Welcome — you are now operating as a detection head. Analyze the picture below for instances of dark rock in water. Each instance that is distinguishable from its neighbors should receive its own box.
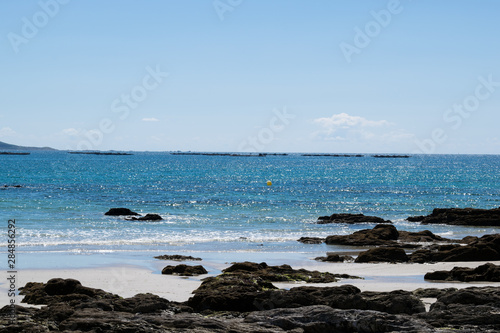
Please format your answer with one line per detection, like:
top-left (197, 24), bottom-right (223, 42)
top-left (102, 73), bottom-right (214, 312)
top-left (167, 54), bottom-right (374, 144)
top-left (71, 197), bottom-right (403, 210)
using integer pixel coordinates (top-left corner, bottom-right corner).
top-left (154, 254), bottom-right (202, 261)
top-left (315, 253), bottom-right (354, 262)
top-left (318, 213), bottom-right (391, 224)
top-left (325, 224), bottom-right (399, 246)
top-left (162, 264), bottom-right (208, 276)
top-left (409, 234), bottom-right (500, 263)
top-left (297, 236), bottom-right (325, 244)
top-left (355, 247), bottom-right (409, 263)
top-left (104, 207), bottom-right (139, 216)
top-left (245, 305), bottom-right (434, 333)
top-left (424, 263), bottom-right (500, 282)
top-left (417, 286), bottom-right (500, 330)
top-left (127, 213), bottom-right (163, 221)
top-left (407, 207), bottom-right (500, 226)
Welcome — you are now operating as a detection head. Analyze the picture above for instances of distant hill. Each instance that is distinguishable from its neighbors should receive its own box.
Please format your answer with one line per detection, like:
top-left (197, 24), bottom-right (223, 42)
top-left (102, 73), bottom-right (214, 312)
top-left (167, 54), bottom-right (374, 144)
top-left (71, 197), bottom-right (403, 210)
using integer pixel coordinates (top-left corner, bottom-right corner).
top-left (0, 141), bottom-right (57, 151)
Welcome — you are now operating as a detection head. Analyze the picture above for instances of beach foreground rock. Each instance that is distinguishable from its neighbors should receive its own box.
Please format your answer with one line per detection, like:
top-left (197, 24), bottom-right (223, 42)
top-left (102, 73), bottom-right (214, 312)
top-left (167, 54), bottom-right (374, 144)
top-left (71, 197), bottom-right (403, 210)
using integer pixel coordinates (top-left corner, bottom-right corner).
top-left (424, 263), bottom-right (500, 282)
top-left (3, 278), bottom-right (500, 332)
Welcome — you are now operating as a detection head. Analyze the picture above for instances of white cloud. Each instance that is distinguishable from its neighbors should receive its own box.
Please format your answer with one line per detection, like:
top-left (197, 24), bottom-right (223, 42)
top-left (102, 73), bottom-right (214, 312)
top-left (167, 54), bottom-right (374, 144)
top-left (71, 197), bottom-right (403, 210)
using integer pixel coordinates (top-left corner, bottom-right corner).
top-left (314, 113), bottom-right (391, 132)
top-left (312, 113), bottom-right (414, 147)
top-left (0, 127), bottom-right (16, 138)
top-left (142, 118), bottom-right (159, 122)
top-left (61, 128), bottom-right (82, 136)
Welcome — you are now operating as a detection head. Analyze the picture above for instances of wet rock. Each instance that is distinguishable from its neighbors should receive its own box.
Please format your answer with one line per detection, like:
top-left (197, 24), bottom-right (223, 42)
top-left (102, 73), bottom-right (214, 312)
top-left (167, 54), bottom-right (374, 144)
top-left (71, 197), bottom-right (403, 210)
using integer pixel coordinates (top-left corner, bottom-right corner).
top-left (424, 263), bottom-right (500, 282)
top-left (325, 224), bottom-right (399, 246)
top-left (398, 230), bottom-right (449, 243)
top-left (154, 254), bottom-right (203, 261)
top-left (418, 287), bottom-right (500, 330)
top-left (355, 247), bottom-right (409, 263)
top-left (318, 213), bottom-right (391, 224)
top-left (104, 207), bottom-right (139, 216)
top-left (223, 261), bottom-right (358, 283)
top-left (161, 264), bottom-right (208, 276)
top-left (409, 234), bottom-right (500, 263)
top-left (407, 207), bottom-right (500, 226)
top-left (412, 288), bottom-right (458, 298)
top-left (315, 253), bottom-right (354, 262)
top-left (245, 305), bottom-right (434, 333)
top-left (127, 213), bottom-right (163, 221)
top-left (297, 236), bottom-right (325, 244)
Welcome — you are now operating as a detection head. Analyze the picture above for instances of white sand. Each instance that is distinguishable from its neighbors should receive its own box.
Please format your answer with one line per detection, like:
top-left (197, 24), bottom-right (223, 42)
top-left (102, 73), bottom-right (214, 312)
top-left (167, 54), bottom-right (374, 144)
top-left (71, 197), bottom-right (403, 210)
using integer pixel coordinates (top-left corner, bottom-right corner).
top-left (2, 260), bottom-right (500, 308)
top-left (0, 265), bottom-right (203, 307)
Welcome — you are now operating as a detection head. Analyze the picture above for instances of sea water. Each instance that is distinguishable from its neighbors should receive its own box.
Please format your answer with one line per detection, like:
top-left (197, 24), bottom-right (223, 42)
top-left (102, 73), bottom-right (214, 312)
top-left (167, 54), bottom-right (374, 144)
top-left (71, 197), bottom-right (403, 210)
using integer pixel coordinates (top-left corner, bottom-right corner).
top-left (1, 152), bottom-right (499, 269)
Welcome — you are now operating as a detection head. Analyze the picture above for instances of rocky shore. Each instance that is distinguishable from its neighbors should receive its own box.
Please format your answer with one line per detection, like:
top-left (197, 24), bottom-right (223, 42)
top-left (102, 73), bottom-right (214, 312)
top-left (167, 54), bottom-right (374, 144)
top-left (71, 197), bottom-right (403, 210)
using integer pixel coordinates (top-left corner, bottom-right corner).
top-left (2, 266), bottom-right (500, 332)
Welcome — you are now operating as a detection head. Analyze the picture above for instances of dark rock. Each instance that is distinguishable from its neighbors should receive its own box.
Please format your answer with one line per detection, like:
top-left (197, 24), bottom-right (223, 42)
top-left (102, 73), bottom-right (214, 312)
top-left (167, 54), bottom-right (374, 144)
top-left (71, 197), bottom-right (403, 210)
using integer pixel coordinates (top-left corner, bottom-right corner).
top-left (424, 263), bottom-right (500, 282)
top-left (154, 254), bottom-right (203, 261)
top-left (355, 247), bottom-right (409, 263)
top-left (297, 236), bottom-right (325, 244)
top-left (325, 224), bottom-right (399, 246)
top-left (407, 207), bottom-right (500, 226)
top-left (398, 230), bottom-right (448, 243)
top-left (412, 288), bottom-right (457, 298)
top-left (417, 287), bottom-right (500, 330)
top-left (315, 253), bottom-right (354, 262)
top-left (127, 213), bottom-right (163, 221)
top-left (318, 213), bottom-right (391, 224)
top-left (104, 207), bottom-right (139, 216)
top-left (222, 261), bottom-right (358, 283)
top-left (162, 264), bottom-right (208, 276)
top-left (245, 305), bottom-right (434, 332)
top-left (409, 234), bottom-right (500, 263)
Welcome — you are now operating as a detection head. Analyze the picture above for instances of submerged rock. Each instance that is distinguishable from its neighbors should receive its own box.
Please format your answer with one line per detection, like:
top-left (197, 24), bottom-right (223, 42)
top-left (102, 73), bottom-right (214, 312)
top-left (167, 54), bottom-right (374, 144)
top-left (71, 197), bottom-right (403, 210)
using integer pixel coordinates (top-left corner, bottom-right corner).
top-left (318, 213), bottom-right (391, 224)
top-left (126, 213), bottom-right (163, 221)
top-left (154, 254), bottom-right (203, 261)
top-left (104, 207), bottom-right (139, 216)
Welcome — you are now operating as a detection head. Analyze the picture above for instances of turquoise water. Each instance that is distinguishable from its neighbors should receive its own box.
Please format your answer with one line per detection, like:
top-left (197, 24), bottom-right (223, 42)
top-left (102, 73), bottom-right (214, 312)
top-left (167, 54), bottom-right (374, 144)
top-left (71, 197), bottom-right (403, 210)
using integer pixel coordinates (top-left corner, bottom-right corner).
top-left (1, 152), bottom-right (499, 269)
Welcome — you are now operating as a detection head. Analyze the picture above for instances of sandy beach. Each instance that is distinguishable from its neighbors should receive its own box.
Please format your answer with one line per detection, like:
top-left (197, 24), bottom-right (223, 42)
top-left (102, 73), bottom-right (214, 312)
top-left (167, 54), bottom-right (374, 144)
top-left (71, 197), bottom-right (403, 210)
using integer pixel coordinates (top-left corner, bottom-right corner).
top-left (3, 259), bottom-right (500, 308)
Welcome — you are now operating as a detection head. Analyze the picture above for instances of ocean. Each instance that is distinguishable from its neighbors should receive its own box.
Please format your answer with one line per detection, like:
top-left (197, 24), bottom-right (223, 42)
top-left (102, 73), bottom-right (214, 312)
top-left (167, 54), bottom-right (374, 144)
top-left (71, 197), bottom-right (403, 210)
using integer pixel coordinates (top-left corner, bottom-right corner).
top-left (1, 152), bottom-right (499, 270)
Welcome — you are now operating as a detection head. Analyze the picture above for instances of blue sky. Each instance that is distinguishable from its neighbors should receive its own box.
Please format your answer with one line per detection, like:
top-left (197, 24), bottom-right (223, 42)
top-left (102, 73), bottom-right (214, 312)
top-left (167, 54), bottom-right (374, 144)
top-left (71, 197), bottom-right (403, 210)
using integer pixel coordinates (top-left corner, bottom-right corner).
top-left (1, 0), bottom-right (499, 153)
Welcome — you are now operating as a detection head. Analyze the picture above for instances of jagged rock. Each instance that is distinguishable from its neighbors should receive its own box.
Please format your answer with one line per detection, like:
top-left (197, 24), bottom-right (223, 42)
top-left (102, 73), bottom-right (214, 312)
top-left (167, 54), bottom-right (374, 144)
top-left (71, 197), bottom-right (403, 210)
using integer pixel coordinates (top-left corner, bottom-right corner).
top-left (104, 208), bottom-right (139, 216)
top-left (245, 305), bottom-right (434, 333)
top-left (398, 230), bottom-right (449, 243)
top-left (424, 263), bottom-right (500, 282)
top-left (355, 247), bottom-right (409, 263)
top-left (161, 264), bottom-right (208, 276)
top-left (318, 213), bottom-right (391, 224)
top-left (297, 236), bottom-right (325, 244)
top-left (407, 207), bottom-right (500, 226)
top-left (325, 224), bottom-right (399, 246)
top-left (412, 288), bottom-right (457, 298)
top-left (417, 287), bottom-right (500, 330)
top-left (127, 213), bottom-right (163, 221)
top-left (154, 254), bottom-right (203, 261)
top-left (222, 262), bottom-right (357, 283)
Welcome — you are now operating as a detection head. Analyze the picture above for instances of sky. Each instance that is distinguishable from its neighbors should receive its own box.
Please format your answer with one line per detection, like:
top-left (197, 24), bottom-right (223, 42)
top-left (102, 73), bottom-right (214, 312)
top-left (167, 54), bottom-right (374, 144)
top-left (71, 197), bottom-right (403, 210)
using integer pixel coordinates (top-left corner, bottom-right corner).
top-left (1, 0), bottom-right (499, 153)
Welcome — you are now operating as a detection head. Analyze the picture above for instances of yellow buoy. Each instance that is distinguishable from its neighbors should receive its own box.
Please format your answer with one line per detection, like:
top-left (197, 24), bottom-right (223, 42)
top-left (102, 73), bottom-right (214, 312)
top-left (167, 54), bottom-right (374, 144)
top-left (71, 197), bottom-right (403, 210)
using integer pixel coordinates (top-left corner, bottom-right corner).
top-left (267, 181), bottom-right (272, 186)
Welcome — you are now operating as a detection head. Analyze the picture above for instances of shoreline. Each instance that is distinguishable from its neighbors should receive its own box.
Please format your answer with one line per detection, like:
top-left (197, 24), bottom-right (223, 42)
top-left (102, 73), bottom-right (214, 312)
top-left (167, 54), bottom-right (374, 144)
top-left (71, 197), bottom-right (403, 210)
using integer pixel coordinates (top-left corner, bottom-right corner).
top-left (3, 259), bottom-right (500, 308)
